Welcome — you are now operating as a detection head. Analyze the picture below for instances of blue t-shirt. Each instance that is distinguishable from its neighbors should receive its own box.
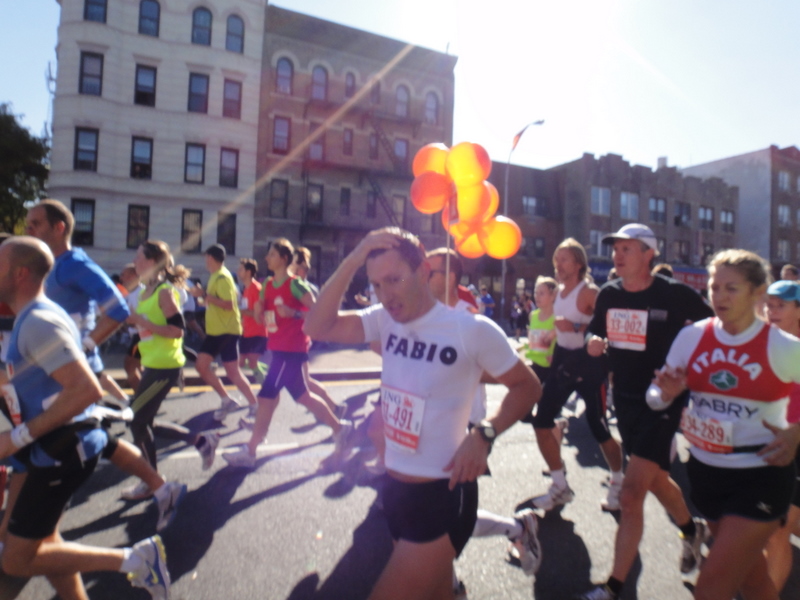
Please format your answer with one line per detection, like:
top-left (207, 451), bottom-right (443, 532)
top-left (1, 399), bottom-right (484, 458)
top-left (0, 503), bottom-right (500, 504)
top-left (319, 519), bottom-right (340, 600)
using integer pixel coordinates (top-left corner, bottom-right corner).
top-left (45, 248), bottom-right (129, 371)
top-left (480, 294), bottom-right (495, 318)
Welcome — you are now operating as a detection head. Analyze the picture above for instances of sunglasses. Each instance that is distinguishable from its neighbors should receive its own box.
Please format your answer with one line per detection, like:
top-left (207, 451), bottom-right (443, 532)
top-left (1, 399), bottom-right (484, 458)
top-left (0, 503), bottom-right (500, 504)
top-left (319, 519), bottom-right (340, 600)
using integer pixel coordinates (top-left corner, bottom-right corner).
top-left (767, 280), bottom-right (800, 302)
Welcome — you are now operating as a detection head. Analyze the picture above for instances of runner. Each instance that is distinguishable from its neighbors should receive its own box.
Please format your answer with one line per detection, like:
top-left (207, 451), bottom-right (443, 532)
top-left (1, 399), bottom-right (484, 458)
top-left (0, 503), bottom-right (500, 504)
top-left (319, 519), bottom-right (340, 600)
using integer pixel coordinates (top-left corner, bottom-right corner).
top-left (237, 258), bottom-right (268, 384)
top-left (576, 223), bottom-right (714, 600)
top-left (304, 228), bottom-right (541, 600)
top-left (649, 250), bottom-right (800, 600)
top-left (531, 239), bottom-right (623, 512)
top-left (223, 238), bottom-right (352, 469)
top-left (0, 236), bottom-right (170, 600)
top-left (190, 244), bottom-right (259, 421)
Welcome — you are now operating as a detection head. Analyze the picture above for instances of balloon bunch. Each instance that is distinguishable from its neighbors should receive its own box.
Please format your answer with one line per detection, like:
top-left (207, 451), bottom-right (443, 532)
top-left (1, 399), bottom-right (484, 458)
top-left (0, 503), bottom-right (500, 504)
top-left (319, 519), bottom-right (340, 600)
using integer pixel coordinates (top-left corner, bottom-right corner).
top-left (410, 142), bottom-right (522, 259)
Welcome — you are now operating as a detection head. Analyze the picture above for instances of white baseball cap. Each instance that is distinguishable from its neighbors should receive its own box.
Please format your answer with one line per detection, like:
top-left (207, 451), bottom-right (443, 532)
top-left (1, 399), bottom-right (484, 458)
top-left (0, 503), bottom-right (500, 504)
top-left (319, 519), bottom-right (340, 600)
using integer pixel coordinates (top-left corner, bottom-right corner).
top-left (602, 223), bottom-right (659, 255)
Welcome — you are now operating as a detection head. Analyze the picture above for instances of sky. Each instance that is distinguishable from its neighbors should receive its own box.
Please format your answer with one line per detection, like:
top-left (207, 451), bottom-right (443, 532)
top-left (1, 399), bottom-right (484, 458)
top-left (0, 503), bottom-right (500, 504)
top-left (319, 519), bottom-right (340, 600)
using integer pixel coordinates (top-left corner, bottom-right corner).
top-left (4, 0), bottom-right (800, 171)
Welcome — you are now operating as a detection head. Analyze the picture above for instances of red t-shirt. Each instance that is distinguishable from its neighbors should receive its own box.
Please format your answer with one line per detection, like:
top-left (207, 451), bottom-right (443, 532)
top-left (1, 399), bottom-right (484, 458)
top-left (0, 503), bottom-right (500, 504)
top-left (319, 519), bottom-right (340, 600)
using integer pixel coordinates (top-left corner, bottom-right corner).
top-left (261, 275), bottom-right (311, 353)
top-left (241, 281), bottom-right (267, 339)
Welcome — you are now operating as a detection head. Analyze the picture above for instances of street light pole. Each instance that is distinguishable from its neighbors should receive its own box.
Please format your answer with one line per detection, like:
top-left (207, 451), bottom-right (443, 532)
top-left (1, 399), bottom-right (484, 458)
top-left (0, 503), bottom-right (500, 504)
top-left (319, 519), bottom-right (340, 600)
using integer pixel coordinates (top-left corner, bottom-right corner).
top-left (500, 119), bottom-right (544, 324)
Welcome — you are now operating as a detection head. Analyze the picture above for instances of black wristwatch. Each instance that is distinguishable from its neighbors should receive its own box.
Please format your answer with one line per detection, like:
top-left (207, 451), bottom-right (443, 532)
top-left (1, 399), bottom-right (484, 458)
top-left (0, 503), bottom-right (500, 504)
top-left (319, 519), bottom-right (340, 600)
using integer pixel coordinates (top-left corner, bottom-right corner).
top-left (474, 419), bottom-right (497, 445)
top-left (572, 321), bottom-right (582, 333)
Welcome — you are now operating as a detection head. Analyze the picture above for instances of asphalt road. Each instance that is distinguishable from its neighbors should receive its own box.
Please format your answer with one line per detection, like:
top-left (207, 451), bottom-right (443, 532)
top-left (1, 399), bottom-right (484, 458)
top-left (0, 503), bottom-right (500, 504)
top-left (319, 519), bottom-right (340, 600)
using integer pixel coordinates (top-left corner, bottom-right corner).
top-left (2, 381), bottom-right (799, 600)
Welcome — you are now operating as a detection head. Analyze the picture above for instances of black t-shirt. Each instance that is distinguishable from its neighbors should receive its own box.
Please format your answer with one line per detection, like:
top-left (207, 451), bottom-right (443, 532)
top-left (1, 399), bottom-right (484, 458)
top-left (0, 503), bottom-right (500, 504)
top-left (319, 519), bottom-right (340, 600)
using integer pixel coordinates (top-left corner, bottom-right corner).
top-left (588, 275), bottom-right (713, 396)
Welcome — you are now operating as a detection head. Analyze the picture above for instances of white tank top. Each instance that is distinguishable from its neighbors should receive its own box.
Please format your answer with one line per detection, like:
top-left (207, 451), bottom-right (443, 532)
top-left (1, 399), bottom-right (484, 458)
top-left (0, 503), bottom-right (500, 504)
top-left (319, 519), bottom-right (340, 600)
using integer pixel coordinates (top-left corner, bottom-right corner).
top-left (554, 280), bottom-right (592, 350)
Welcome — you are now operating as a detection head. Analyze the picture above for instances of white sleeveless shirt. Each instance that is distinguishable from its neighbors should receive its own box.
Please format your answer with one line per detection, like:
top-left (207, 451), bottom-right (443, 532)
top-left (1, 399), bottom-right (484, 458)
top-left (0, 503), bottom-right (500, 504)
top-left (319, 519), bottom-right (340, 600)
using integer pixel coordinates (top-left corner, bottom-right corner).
top-left (554, 280), bottom-right (592, 350)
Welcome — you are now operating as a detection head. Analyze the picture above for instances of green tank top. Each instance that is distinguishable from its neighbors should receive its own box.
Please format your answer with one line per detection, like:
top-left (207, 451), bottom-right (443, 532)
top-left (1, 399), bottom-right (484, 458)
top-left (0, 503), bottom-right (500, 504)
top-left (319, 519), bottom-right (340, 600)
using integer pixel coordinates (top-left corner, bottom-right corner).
top-left (525, 309), bottom-right (556, 367)
top-left (136, 283), bottom-right (186, 369)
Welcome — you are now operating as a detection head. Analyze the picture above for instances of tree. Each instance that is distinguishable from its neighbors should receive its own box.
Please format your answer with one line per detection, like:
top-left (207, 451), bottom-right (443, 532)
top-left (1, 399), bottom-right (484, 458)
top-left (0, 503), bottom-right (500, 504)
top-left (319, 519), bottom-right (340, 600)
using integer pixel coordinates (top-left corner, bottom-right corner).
top-left (0, 103), bottom-right (49, 233)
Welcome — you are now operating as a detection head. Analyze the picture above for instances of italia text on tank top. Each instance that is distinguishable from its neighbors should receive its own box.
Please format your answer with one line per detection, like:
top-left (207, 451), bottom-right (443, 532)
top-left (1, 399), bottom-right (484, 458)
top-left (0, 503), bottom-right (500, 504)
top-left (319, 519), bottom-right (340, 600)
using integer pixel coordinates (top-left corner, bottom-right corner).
top-left (554, 280), bottom-right (591, 349)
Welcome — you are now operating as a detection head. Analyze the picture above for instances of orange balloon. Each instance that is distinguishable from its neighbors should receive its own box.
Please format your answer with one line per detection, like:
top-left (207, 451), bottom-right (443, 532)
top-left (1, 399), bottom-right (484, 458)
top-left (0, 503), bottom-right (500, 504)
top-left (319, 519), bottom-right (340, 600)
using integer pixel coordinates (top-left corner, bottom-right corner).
top-left (478, 216), bottom-right (522, 259)
top-left (457, 231), bottom-right (485, 259)
top-left (412, 143), bottom-right (450, 177)
top-left (445, 142), bottom-right (492, 187)
top-left (441, 205), bottom-right (479, 240)
top-left (410, 172), bottom-right (453, 214)
top-left (456, 181), bottom-right (500, 224)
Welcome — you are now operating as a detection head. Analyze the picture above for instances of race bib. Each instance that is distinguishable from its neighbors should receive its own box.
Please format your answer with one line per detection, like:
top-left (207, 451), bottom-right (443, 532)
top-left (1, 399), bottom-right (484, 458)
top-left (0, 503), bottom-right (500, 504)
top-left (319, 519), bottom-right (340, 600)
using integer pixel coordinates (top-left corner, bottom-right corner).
top-left (528, 329), bottom-right (551, 351)
top-left (381, 385), bottom-right (426, 453)
top-left (265, 310), bottom-right (277, 334)
top-left (606, 309), bottom-right (648, 351)
top-left (680, 406), bottom-right (734, 453)
top-left (137, 325), bottom-right (153, 342)
top-left (1, 383), bottom-right (22, 426)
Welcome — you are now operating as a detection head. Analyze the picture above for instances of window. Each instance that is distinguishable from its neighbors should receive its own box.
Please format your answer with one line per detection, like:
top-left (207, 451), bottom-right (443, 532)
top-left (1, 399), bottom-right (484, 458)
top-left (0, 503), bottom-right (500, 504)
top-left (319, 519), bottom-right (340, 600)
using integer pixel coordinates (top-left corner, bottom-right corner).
top-left (308, 123), bottom-right (324, 161)
top-left (225, 15), bottom-right (244, 53)
top-left (181, 209), bottom-right (202, 253)
top-left (223, 79), bottom-right (242, 119)
top-left (672, 240), bottom-right (690, 264)
top-left (649, 197), bottom-right (666, 224)
top-left (778, 239), bottom-right (790, 262)
top-left (394, 138), bottom-right (408, 168)
top-left (778, 204), bottom-right (791, 227)
top-left (339, 188), bottom-right (351, 216)
top-left (674, 201), bottom-right (691, 227)
top-left (217, 212), bottom-right (236, 255)
top-left (620, 192), bottom-right (639, 220)
top-left (127, 205), bottom-right (149, 249)
top-left (276, 58), bottom-right (293, 94)
top-left (424, 92), bottom-right (439, 125)
top-left (779, 170), bottom-right (790, 191)
top-left (525, 237), bottom-right (545, 259)
top-left (311, 66), bottom-right (328, 101)
top-left (219, 148), bottom-right (238, 188)
top-left (343, 128), bottom-right (353, 156)
top-left (130, 137), bottom-right (152, 179)
top-left (79, 52), bottom-right (103, 96)
top-left (74, 128), bottom-right (99, 171)
top-left (395, 85), bottom-right (409, 118)
top-left (71, 199), bottom-right (95, 246)
top-left (702, 243), bottom-right (715, 263)
top-left (721, 210), bottom-right (735, 233)
top-left (192, 8), bottom-right (212, 45)
top-left (134, 65), bottom-right (156, 106)
top-left (656, 238), bottom-right (666, 256)
top-left (269, 179), bottom-right (288, 218)
top-left (369, 132), bottom-right (378, 160)
top-left (84, 0), bottom-right (106, 23)
top-left (590, 230), bottom-right (611, 258)
top-left (345, 73), bottom-right (356, 98)
top-left (392, 195), bottom-right (406, 226)
top-left (370, 81), bottom-right (380, 104)
top-left (184, 143), bottom-right (205, 184)
top-left (138, 0), bottom-right (159, 36)
top-left (188, 73), bottom-right (209, 113)
top-left (366, 191), bottom-right (377, 218)
top-left (273, 117), bottom-right (290, 154)
top-left (590, 186), bottom-right (610, 216)
top-left (698, 206), bottom-right (714, 231)
top-left (307, 184), bottom-right (323, 223)
top-left (418, 214), bottom-right (433, 233)
top-left (522, 196), bottom-right (546, 218)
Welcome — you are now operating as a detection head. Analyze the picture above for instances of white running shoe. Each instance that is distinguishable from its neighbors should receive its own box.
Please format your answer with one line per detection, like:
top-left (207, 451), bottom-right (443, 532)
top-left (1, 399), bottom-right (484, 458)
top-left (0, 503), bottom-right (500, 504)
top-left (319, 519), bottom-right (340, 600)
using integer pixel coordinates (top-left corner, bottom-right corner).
top-left (332, 419), bottom-right (353, 453)
top-left (213, 396), bottom-right (241, 421)
top-left (198, 432), bottom-right (220, 471)
top-left (601, 479), bottom-right (622, 512)
top-left (680, 518), bottom-right (710, 573)
top-left (513, 508), bottom-right (542, 576)
top-left (128, 535), bottom-right (171, 600)
top-left (223, 446), bottom-right (256, 469)
top-left (573, 584), bottom-right (618, 600)
top-left (531, 483), bottom-right (575, 511)
top-left (120, 480), bottom-right (153, 501)
top-left (155, 482), bottom-right (186, 532)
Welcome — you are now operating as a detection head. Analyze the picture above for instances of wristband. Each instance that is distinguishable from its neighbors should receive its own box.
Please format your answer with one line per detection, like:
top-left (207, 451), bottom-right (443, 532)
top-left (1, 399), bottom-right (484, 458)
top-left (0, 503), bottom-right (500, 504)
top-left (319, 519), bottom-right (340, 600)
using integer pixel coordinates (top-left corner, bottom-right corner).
top-left (82, 336), bottom-right (97, 352)
top-left (10, 423), bottom-right (34, 449)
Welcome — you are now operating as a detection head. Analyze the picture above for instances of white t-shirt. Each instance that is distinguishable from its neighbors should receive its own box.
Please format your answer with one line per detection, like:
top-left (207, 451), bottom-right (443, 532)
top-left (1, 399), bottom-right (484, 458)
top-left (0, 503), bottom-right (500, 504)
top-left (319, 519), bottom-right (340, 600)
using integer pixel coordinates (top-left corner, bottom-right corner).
top-left (360, 301), bottom-right (518, 478)
top-left (454, 299), bottom-right (489, 424)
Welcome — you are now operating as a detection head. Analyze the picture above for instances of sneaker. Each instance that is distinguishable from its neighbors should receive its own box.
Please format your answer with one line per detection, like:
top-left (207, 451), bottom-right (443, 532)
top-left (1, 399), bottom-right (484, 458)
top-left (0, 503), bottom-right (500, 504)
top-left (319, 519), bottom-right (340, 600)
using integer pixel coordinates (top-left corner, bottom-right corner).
top-left (213, 396), bottom-right (241, 421)
top-left (601, 479), bottom-right (622, 512)
top-left (247, 403), bottom-right (258, 418)
top-left (513, 508), bottom-right (542, 576)
top-left (573, 584), bottom-right (618, 600)
top-left (223, 446), bottom-right (256, 469)
top-left (531, 483), bottom-right (575, 511)
top-left (198, 432), bottom-right (220, 471)
top-left (120, 480), bottom-right (153, 502)
top-left (363, 459), bottom-right (386, 477)
top-left (680, 518), bottom-right (709, 573)
top-left (154, 482), bottom-right (186, 532)
top-left (332, 419), bottom-right (353, 454)
top-left (127, 535), bottom-right (171, 600)
top-left (453, 579), bottom-right (468, 600)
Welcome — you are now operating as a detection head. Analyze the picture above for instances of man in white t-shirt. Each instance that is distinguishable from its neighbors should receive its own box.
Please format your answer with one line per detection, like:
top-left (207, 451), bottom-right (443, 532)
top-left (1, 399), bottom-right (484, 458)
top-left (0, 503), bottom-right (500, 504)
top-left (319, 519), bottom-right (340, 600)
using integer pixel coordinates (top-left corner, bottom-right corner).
top-left (305, 228), bottom-right (541, 600)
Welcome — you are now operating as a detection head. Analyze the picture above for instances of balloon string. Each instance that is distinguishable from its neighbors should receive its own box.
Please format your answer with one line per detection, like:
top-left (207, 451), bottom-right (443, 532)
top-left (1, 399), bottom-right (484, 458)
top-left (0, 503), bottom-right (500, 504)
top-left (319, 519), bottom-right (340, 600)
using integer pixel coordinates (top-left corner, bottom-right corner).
top-left (445, 224), bottom-right (451, 307)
